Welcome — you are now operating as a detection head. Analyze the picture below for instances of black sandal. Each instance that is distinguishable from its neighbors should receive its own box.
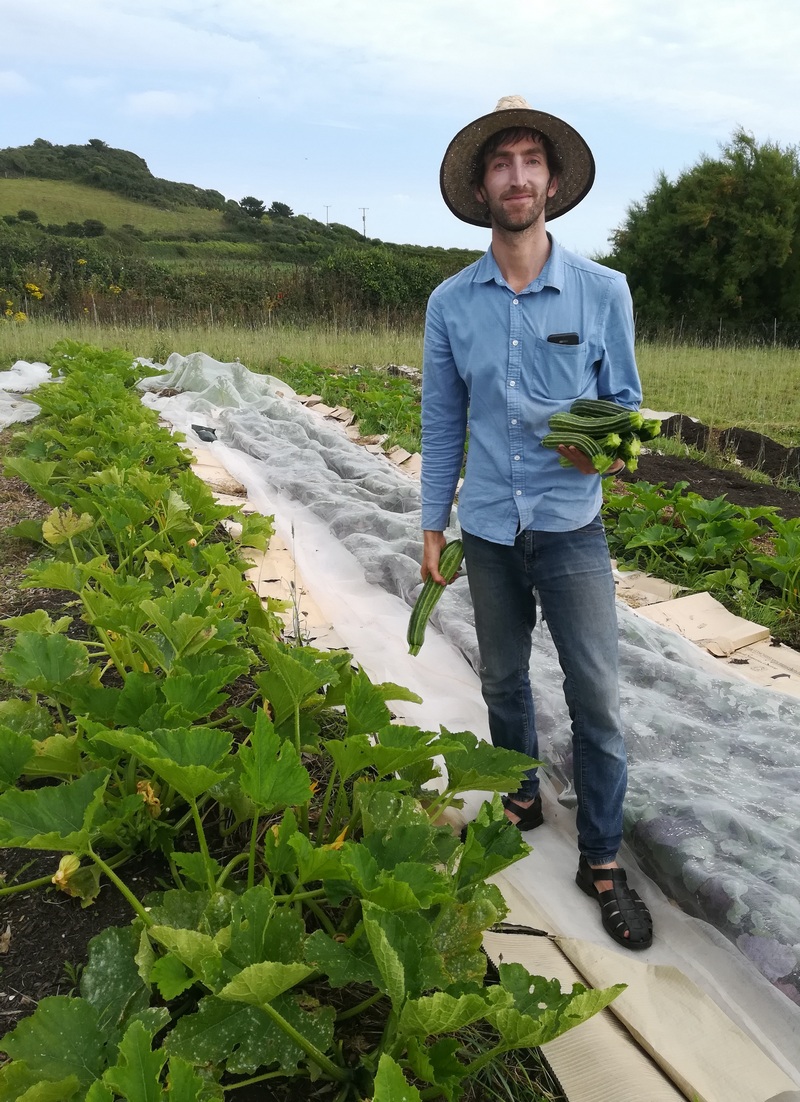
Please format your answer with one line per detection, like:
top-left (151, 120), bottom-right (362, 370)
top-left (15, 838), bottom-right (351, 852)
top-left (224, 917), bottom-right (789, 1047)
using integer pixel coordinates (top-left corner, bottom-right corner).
top-left (502, 794), bottom-right (544, 831)
top-left (575, 856), bottom-right (653, 950)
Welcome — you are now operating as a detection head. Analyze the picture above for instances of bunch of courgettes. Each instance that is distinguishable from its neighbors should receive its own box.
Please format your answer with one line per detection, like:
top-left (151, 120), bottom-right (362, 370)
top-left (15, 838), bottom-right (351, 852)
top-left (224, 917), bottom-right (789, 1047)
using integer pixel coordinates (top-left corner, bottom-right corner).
top-left (407, 539), bottom-right (463, 655)
top-left (542, 398), bottom-right (661, 474)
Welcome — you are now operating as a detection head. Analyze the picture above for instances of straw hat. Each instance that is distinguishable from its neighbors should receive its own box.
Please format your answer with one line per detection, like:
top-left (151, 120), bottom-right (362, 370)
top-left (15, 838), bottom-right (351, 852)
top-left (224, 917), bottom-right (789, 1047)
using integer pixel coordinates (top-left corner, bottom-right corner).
top-left (440, 95), bottom-right (595, 226)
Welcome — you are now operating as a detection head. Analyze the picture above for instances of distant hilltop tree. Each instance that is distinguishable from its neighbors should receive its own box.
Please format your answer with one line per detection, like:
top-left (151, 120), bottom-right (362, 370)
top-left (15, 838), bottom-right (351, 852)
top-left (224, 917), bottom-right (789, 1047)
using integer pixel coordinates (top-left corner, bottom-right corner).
top-left (268, 201), bottom-right (294, 219)
top-left (239, 196), bottom-right (266, 219)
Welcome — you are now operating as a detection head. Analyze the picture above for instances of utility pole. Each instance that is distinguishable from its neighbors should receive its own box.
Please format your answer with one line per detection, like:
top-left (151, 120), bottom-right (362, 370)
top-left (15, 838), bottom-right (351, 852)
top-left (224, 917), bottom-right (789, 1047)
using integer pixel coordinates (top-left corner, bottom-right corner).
top-left (359, 207), bottom-right (368, 239)
top-left (324, 205), bottom-right (331, 226)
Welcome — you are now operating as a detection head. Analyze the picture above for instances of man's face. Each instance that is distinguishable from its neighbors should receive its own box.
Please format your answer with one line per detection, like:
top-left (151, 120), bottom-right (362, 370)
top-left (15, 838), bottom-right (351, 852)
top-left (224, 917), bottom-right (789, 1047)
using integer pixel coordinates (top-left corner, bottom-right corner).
top-left (475, 135), bottom-right (559, 232)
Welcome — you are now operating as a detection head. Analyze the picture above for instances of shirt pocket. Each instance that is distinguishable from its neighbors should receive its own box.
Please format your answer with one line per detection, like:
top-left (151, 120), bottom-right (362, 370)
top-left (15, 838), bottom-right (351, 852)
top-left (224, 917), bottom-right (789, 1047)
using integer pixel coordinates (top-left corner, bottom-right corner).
top-left (528, 334), bottom-right (589, 401)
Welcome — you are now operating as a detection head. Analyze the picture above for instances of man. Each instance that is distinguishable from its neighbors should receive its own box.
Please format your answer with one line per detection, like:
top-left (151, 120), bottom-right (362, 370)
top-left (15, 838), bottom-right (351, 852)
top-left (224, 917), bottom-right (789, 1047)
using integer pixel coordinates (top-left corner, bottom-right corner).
top-left (420, 95), bottom-right (652, 951)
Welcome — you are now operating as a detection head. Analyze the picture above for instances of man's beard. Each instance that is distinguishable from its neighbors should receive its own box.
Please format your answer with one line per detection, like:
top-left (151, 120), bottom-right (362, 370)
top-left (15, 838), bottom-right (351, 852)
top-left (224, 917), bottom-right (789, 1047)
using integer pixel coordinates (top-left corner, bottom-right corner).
top-left (484, 189), bottom-right (548, 233)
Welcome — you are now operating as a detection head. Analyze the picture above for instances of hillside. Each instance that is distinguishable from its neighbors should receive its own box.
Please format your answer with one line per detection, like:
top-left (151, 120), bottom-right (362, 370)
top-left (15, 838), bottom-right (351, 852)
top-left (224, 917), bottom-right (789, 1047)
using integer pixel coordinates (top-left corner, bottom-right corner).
top-left (0, 178), bottom-right (226, 234)
top-left (0, 139), bottom-right (482, 327)
top-left (0, 138), bottom-right (225, 210)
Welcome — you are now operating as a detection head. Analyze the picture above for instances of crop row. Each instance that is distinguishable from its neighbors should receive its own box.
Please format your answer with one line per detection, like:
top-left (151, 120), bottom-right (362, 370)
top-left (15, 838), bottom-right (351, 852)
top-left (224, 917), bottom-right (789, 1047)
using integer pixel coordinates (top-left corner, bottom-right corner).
top-left (0, 344), bottom-right (617, 1100)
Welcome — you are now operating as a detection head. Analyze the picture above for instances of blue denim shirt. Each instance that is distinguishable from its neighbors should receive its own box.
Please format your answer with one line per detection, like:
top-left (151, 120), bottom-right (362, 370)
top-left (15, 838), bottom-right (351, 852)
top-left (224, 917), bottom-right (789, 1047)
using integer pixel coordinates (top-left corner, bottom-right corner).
top-left (420, 238), bottom-right (642, 543)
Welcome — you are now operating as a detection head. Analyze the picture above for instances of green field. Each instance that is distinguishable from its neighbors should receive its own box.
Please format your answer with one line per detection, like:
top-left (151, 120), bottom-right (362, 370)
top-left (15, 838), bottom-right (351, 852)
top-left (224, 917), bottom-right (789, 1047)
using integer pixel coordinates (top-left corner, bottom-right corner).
top-left (1, 320), bottom-right (799, 445)
top-left (0, 178), bottom-right (225, 234)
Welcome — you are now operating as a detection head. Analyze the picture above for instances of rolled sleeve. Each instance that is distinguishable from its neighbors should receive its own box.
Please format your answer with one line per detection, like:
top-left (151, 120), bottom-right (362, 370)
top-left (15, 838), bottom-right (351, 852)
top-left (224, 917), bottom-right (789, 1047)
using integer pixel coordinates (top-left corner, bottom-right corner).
top-left (421, 293), bottom-right (468, 531)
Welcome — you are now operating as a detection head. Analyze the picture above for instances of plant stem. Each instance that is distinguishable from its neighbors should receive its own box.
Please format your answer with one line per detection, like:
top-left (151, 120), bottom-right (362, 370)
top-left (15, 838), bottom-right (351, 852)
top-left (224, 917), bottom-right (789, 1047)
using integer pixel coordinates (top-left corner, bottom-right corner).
top-left (336, 989), bottom-right (384, 1022)
top-left (88, 848), bottom-right (153, 926)
top-left (258, 1000), bottom-right (350, 1083)
top-left (0, 872), bottom-right (57, 897)
top-left (216, 851), bottom-right (250, 890)
top-left (188, 797), bottom-right (216, 891)
top-left (247, 809), bottom-right (260, 889)
top-left (225, 1069), bottom-right (307, 1090)
top-left (316, 765), bottom-right (339, 845)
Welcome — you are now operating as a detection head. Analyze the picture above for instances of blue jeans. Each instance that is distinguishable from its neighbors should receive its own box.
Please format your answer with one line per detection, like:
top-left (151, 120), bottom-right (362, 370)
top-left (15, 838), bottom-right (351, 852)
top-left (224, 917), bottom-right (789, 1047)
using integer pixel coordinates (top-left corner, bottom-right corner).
top-left (461, 517), bottom-right (626, 864)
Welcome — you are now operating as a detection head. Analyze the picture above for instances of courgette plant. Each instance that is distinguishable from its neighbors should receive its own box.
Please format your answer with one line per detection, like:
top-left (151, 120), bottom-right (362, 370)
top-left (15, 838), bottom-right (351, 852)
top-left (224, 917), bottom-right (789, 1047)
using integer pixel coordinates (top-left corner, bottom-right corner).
top-left (0, 343), bottom-right (623, 1100)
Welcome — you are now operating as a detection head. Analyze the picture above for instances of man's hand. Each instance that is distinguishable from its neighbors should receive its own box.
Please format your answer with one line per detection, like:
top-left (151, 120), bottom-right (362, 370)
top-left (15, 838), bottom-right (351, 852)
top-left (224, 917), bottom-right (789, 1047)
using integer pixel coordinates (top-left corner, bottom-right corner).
top-left (421, 530), bottom-right (447, 583)
top-left (557, 445), bottom-right (625, 477)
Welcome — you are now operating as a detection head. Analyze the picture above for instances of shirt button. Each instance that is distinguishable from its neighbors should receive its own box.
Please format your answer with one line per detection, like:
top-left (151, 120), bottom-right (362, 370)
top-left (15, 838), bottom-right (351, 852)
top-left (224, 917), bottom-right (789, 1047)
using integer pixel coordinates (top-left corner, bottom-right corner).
top-left (509, 380), bottom-right (516, 387)
top-left (511, 419), bottom-right (518, 425)
top-left (515, 490), bottom-right (522, 496)
top-left (512, 339), bottom-right (519, 346)
top-left (514, 455), bottom-right (520, 461)
top-left (513, 298), bottom-right (519, 305)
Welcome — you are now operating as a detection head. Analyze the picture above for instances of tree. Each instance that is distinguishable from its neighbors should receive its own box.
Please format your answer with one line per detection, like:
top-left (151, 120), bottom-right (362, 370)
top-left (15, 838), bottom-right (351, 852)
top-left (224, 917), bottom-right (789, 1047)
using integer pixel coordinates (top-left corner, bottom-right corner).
top-left (608, 129), bottom-right (800, 327)
top-left (239, 195), bottom-right (266, 219)
top-left (267, 201), bottom-right (294, 219)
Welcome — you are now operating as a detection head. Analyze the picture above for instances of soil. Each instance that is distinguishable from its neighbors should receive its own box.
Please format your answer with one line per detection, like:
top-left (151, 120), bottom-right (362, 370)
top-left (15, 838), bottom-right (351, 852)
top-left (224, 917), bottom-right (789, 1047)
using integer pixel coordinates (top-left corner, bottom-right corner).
top-left (1, 419), bottom-right (799, 1083)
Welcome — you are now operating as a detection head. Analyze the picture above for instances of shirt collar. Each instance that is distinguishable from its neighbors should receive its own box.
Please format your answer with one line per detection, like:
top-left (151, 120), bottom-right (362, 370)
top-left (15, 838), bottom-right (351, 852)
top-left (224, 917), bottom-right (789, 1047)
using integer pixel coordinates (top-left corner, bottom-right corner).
top-left (472, 234), bottom-right (564, 293)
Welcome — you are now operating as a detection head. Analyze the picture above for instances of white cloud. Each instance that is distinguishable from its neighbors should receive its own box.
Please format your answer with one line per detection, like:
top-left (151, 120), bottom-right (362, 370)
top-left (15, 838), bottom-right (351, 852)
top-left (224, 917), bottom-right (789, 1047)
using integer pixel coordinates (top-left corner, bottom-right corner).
top-left (0, 70), bottom-right (33, 94)
top-left (64, 76), bottom-right (111, 94)
top-left (124, 90), bottom-right (209, 119)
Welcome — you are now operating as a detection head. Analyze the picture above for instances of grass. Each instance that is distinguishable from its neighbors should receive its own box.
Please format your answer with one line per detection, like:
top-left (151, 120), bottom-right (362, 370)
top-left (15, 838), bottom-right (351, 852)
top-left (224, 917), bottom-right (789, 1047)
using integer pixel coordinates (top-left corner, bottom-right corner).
top-left (0, 319), bottom-right (424, 378)
top-left (0, 179), bottom-right (225, 234)
top-left (637, 340), bottom-right (800, 446)
top-left (1, 320), bottom-right (799, 445)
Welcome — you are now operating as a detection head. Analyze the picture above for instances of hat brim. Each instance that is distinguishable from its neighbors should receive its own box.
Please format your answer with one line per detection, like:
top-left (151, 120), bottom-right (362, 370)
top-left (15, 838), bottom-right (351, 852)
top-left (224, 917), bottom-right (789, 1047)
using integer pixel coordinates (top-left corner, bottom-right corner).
top-left (440, 106), bottom-right (595, 227)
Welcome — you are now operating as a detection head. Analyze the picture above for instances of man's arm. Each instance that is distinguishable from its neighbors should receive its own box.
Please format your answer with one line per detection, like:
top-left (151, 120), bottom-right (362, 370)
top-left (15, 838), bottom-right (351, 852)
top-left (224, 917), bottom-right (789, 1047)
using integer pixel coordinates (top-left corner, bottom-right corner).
top-left (420, 293), bottom-right (468, 576)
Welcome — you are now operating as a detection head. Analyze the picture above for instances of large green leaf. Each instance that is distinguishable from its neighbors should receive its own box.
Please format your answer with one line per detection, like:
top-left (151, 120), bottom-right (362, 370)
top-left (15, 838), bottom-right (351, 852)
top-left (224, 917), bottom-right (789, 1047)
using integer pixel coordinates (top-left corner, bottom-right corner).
top-left (0, 1063), bottom-right (81, 1100)
top-left (24, 733), bottom-right (82, 778)
top-left (1, 997), bottom-right (107, 1086)
top-left (1, 631), bottom-right (89, 693)
top-left (404, 1037), bottom-right (464, 1100)
top-left (288, 832), bottom-right (345, 883)
top-left (434, 882), bottom-right (506, 986)
top-left (441, 729), bottom-right (537, 794)
top-left (80, 926), bottom-right (151, 1036)
top-left (304, 930), bottom-right (381, 989)
top-left (150, 954), bottom-right (194, 1001)
top-left (456, 795), bottom-right (531, 888)
top-left (399, 988), bottom-right (506, 1037)
top-left (323, 734), bottom-right (378, 781)
top-left (165, 993), bottom-right (335, 1075)
top-left (225, 885), bottom-right (276, 968)
top-left (344, 667), bottom-right (392, 736)
top-left (42, 507), bottom-right (95, 546)
top-left (262, 808), bottom-right (300, 877)
top-left (492, 962), bottom-right (624, 1046)
top-left (0, 726), bottom-right (34, 789)
top-left (93, 727), bottom-right (232, 802)
top-left (4, 457), bottom-right (58, 497)
top-left (0, 610), bottom-right (71, 635)
top-left (0, 769), bottom-right (110, 850)
top-left (373, 1054), bottom-right (422, 1102)
top-left (217, 961), bottom-right (314, 1006)
top-left (238, 710), bottom-right (311, 811)
top-left (371, 724), bottom-right (464, 779)
top-left (102, 1019), bottom-right (166, 1102)
top-left (164, 1057), bottom-right (206, 1100)
top-left (149, 926), bottom-right (225, 990)
top-left (255, 640), bottom-right (338, 727)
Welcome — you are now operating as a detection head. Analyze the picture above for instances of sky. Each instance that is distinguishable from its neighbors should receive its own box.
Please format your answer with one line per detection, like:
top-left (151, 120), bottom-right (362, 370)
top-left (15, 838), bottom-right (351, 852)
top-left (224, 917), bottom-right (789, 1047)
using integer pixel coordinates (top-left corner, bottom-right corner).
top-left (3, 0), bottom-right (800, 258)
